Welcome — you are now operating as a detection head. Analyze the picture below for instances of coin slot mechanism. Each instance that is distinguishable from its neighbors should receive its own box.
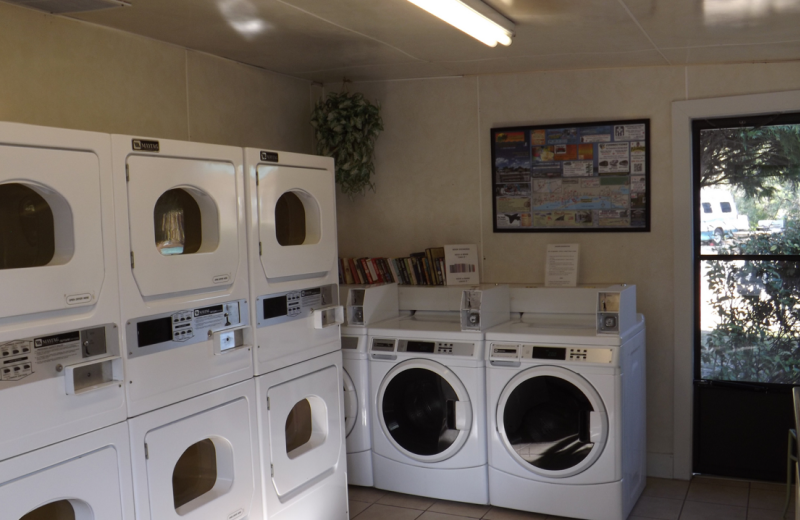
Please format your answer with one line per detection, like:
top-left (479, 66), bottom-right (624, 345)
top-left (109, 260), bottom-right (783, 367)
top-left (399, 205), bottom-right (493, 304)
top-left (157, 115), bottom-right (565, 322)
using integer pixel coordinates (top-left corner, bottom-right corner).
top-left (65, 356), bottom-right (123, 394)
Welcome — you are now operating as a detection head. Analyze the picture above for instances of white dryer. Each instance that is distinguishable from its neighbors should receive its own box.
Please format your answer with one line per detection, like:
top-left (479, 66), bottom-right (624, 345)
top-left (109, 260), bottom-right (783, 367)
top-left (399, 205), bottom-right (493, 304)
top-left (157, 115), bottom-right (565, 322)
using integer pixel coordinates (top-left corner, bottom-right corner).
top-left (368, 313), bottom-right (490, 504)
top-left (0, 122), bottom-right (125, 462)
top-left (0, 421), bottom-right (134, 520)
top-left (256, 350), bottom-right (348, 520)
top-left (112, 136), bottom-right (253, 417)
top-left (485, 316), bottom-right (646, 520)
top-left (340, 283), bottom-right (402, 486)
top-left (244, 148), bottom-right (343, 376)
top-left (128, 379), bottom-right (262, 520)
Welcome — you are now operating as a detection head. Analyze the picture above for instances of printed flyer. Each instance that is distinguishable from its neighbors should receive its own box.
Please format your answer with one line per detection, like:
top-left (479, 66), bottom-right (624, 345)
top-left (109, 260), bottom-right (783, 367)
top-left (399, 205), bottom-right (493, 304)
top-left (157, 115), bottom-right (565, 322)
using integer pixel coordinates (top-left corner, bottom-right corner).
top-left (491, 119), bottom-right (650, 232)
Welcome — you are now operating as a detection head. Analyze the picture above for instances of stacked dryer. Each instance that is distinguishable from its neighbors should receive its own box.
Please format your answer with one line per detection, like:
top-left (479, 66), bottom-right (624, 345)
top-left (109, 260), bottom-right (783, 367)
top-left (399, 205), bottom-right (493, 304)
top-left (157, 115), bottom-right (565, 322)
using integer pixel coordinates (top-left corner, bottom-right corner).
top-left (0, 123), bottom-right (134, 520)
top-left (485, 285), bottom-right (646, 520)
top-left (367, 284), bottom-right (511, 504)
top-left (245, 148), bottom-right (348, 520)
top-left (113, 136), bottom-right (262, 520)
top-left (339, 283), bottom-right (401, 486)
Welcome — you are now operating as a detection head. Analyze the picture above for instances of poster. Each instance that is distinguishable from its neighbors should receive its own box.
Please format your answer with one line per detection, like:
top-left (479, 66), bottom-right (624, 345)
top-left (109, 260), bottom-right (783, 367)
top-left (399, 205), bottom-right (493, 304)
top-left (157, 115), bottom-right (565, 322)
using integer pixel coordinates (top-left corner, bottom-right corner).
top-left (491, 119), bottom-right (650, 233)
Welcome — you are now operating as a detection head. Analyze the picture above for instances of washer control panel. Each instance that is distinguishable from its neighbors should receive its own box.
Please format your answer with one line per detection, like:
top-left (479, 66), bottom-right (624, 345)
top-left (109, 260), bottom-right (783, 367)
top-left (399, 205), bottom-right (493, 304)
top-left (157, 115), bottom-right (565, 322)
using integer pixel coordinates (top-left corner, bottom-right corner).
top-left (0, 324), bottom-right (119, 387)
top-left (489, 343), bottom-right (615, 364)
top-left (256, 284), bottom-right (338, 328)
top-left (371, 338), bottom-right (476, 357)
top-left (127, 299), bottom-right (248, 358)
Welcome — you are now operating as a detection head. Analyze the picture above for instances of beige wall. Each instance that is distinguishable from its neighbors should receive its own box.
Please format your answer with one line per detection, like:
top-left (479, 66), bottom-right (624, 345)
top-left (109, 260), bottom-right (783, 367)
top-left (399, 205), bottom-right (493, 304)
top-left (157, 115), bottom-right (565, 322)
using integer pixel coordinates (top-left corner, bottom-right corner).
top-left (0, 1), bottom-right (313, 152)
top-left (334, 62), bottom-right (800, 477)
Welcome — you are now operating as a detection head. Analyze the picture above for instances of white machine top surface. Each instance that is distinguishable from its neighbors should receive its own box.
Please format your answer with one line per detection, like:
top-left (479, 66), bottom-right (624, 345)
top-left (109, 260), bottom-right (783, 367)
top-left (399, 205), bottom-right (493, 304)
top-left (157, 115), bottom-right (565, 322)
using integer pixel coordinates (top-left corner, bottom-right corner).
top-left (485, 314), bottom-right (645, 346)
top-left (368, 312), bottom-right (485, 341)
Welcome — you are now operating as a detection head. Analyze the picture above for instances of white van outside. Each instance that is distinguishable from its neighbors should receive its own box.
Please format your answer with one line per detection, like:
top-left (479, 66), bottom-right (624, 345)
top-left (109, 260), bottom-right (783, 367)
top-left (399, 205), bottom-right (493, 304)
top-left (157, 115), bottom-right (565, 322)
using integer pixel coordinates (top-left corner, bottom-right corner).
top-left (700, 188), bottom-right (749, 243)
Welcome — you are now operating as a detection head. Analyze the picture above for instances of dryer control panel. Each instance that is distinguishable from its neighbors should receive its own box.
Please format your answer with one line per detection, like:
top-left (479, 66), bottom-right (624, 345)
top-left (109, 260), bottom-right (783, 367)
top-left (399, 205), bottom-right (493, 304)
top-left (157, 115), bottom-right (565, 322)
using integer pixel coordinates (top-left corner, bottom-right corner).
top-left (256, 284), bottom-right (339, 328)
top-left (127, 299), bottom-right (248, 359)
top-left (0, 324), bottom-right (120, 388)
top-left (489, 343), bottom-right (615, 365)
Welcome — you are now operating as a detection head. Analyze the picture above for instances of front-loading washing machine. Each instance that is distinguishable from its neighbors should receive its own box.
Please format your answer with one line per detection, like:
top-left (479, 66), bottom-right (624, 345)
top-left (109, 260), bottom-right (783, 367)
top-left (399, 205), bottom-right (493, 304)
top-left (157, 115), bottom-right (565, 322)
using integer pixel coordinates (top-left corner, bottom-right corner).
top-left (112, 135), bottom-right (253, 417)
top-left (0, 421), bottom-right (135, 520)
top-left (0, 122), bottom-right (125, 462)
top-left (255, 350), bottom-right (348, 520)
top-left (127, 378), bottom-right (262, 520)
top-left (339, 283), bottom-right (401, 486)
top-left (367, 312), bottom-right (492, 504)
top-left (485, 312), bottom-right (646, 520)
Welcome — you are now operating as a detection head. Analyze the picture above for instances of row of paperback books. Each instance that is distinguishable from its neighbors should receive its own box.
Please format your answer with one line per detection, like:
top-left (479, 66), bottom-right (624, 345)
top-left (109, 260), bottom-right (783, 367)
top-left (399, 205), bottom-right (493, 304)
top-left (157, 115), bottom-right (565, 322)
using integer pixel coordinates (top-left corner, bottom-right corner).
top-left (339, 247), bottom-right (447, 286)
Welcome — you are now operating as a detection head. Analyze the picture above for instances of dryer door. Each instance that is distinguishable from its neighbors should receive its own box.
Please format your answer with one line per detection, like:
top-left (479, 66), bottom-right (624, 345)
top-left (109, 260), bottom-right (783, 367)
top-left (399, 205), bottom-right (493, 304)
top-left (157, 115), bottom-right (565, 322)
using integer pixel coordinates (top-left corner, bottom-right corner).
top-left (1, 441), bottom-right (127, 520)
top-left (377, 359), bottom-right (473, 463)
top-left (142, 397), bottom-right (255, 520)
top-left (0, 145), bottom-right (104, 318)
top-left (267, 364), bottom-right (342, 498)
top-left (496, 366), bottom-right (608, 478)
top-left (342, 367), bottom-right (358, 438)
top-left (257, 164), bottom-right (336, 281)
top-left (127, 156), bottom-right (240, 297)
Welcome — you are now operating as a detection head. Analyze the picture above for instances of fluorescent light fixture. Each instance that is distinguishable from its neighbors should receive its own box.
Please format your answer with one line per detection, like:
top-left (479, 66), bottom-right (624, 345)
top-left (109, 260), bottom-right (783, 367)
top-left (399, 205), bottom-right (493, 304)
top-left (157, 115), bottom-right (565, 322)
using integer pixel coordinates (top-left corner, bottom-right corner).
top-left (408, 0), bottom-right (515, 47)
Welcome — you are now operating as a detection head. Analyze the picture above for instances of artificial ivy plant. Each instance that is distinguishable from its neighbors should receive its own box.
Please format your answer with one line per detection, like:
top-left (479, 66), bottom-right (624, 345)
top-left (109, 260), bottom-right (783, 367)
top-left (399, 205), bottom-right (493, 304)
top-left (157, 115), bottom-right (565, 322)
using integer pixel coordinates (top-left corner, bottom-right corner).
top-left (311, 90), bottom-right (384, 196)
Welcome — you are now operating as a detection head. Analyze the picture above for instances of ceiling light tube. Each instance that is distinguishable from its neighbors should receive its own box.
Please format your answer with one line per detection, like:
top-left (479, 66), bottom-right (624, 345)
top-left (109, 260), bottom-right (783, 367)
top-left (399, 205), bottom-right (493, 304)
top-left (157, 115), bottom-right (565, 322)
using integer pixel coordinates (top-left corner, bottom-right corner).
top-left (408, 0), bottom-right (515, 47)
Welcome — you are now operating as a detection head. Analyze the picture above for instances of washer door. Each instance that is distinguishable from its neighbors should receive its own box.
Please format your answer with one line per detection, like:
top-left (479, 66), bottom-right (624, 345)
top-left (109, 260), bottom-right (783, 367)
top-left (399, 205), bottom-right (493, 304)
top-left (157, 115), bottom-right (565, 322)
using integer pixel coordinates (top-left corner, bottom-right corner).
top-left (127, 155), bottom-right (240, 298)
top-left (497, 366), bottom-right (608, 478)
top-left (378, 359), bottom-right (473, 463)
top-left (257, 163), bottom-right (336, 281)
top-left (342, 368), bottom-right (358, 438)
top-left (142, 397), bottom-right (255, 520)
top-left (0, 145), bottom-right (105, 318)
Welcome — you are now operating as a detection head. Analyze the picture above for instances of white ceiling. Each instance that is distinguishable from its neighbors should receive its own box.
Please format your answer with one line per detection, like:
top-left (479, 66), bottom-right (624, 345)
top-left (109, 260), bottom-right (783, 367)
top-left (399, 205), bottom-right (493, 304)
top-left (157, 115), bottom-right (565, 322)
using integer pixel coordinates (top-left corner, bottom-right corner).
top-left (61, 0), bottom-right (800, 82)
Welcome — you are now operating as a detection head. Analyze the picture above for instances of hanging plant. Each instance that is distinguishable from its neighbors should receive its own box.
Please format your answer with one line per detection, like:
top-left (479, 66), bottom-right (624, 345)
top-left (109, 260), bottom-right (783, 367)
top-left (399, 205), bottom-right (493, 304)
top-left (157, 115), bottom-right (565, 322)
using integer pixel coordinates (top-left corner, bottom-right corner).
top-left (311, 90), bottom-right (384, 197)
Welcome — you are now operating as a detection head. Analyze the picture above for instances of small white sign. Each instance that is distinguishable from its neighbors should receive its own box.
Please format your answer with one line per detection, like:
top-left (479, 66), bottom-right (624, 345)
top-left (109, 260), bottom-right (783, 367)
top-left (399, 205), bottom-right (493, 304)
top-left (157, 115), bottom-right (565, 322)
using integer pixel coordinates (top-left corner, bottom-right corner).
top-left (444, 244), bottom-right (480, 285)
top-left (545, 244), bottom-right (579, 287)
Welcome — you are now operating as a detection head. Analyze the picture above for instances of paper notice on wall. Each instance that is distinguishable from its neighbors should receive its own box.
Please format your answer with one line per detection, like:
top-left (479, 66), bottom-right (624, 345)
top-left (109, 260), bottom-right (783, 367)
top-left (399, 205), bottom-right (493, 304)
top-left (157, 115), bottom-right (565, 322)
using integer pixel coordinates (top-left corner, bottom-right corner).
top-left (545, 244), bottom-right (579, 287)
top-left (444, 244), bottom-right (480, 285)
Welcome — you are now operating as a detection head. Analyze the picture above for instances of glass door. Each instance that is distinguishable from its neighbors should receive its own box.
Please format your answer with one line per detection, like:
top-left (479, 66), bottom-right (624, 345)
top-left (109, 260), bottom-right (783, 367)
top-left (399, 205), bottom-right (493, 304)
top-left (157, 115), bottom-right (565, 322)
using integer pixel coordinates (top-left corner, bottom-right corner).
top-left (693, 113), bottom-right (800, 480)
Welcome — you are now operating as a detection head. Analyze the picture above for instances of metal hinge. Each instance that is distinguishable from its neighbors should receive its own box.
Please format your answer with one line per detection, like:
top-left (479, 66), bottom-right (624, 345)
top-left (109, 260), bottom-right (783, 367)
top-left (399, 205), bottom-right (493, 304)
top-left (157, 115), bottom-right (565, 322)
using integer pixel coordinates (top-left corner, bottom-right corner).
top-left (125, 164), bottom-right (129, 182)
top-left (144, 443), bottom-right (149, 459)
top-left (259, 242), bottom-right (262, 256)
top-left (130, 251), bottom-right (135, 269)
top-left (266, 396), bottom-right (270, 410)
top-left (255, 175), bottom-right (259, 186)
top-left (270, 463), bottom-right (274, 477)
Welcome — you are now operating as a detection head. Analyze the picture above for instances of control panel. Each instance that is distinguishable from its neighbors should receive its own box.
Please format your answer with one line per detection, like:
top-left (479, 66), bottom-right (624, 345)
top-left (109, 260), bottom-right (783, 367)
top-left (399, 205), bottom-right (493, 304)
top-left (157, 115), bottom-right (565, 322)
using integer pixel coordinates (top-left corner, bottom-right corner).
top-left (256, 284), bottom-right (339, 328)
top-left (489, 343), bottom-right (615, 365)
top-left (0, 324), bottom-right (120, 388)
top-left (370, 338), bottom-right (476, 357)
top-left (127, 299), bottom-right (248, 359)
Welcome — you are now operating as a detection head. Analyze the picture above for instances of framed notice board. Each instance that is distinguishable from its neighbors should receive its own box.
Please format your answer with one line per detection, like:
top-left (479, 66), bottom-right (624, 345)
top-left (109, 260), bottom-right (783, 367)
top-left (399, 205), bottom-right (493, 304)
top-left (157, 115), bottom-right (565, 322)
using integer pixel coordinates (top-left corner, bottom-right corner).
top-left (491, 119), bottom-right (650, 233)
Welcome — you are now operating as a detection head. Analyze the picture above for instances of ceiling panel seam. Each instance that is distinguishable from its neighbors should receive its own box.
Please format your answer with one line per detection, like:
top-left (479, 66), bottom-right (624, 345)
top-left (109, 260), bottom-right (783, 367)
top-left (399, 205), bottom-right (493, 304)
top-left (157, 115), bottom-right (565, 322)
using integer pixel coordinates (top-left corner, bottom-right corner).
top-left (615, 0), bottom-right (672, 66)
top-left (274, 0), bottom-right (428, 63)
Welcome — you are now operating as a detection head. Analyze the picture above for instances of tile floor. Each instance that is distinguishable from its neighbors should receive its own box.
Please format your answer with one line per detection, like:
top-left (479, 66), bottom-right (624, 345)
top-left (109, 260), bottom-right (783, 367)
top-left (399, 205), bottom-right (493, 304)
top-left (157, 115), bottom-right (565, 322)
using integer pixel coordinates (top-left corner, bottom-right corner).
top-left (348, 476), bottom-right (796, 520)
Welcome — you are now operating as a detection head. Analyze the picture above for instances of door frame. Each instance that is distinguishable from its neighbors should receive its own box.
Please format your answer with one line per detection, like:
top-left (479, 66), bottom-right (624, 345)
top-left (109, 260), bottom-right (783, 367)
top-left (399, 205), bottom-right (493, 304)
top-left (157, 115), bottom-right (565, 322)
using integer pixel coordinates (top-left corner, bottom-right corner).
top-left (672, 89), bottom-right (800, 480)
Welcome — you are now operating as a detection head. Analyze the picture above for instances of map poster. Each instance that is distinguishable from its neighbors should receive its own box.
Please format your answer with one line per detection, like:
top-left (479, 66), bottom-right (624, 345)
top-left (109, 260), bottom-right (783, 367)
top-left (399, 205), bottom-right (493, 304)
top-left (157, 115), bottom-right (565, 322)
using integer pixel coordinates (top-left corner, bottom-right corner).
top-left (491, 119), bottom-right (650, 233)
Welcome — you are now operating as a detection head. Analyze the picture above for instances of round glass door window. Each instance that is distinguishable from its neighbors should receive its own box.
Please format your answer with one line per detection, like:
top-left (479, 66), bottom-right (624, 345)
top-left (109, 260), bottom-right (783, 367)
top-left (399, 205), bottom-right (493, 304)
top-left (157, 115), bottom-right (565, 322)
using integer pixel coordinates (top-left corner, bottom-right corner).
top-left (381, 368), bottom-right (461, 456)
top-left (0, 183), bottom-right (55, 270)
top-left (502, 375), bottom-right (598, 472)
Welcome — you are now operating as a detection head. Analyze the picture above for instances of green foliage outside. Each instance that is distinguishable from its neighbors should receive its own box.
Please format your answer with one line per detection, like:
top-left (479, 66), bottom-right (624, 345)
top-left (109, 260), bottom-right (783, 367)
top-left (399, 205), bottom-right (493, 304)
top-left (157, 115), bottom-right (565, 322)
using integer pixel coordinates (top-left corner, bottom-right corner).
top-left (700, 123), bottom-right (800, 383)
top-left (310, 91), bottom-right (384, 197)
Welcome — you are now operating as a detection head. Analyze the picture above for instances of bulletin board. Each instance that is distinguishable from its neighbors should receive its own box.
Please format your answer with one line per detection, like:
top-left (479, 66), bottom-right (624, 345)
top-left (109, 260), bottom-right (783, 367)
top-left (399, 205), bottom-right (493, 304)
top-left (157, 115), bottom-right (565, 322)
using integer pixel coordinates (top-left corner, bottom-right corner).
top-left (491, 119), bottom-right (650, 233)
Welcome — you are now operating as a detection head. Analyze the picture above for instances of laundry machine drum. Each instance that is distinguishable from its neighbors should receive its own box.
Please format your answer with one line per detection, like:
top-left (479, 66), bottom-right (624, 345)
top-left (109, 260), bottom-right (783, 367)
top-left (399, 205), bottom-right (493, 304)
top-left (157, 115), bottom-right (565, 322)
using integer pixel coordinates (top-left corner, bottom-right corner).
top-left (378, 360), bottom-right (473, 462)
top-left (342, 368), bottom-right (358, 438)
top-left (20, 500), bottom-right (76, 520)
top-left (0, 183), bottom-right (55, 269)
top-left (497, 366), bottom-right (608, 478)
